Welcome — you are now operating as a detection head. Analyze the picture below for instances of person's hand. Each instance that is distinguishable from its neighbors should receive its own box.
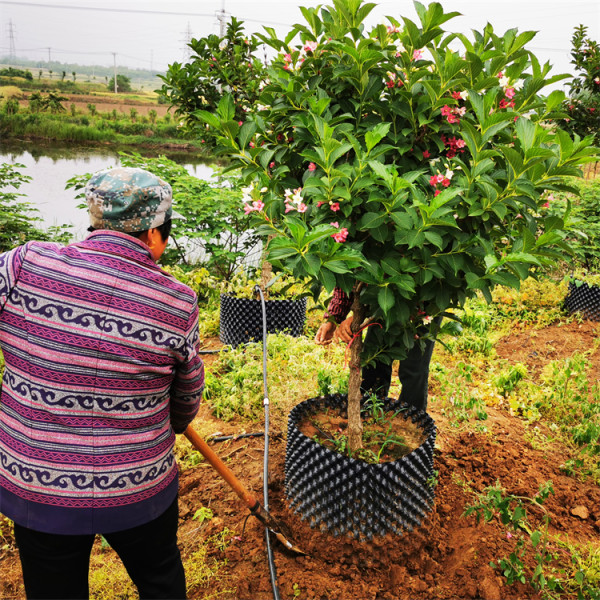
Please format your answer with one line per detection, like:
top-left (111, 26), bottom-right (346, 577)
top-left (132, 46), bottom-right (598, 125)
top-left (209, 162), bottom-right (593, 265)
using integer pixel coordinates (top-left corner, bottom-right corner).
top-left (333, 317), bottom-right (353, 343)
top-left (315, 321), bottom-right (336, 345)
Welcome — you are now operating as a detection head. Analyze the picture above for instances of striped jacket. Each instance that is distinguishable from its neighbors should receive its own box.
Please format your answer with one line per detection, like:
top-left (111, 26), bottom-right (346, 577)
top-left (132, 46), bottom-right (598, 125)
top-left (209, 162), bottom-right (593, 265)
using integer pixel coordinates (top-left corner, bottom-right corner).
top-left (0, 231), bottom-right (204, 534)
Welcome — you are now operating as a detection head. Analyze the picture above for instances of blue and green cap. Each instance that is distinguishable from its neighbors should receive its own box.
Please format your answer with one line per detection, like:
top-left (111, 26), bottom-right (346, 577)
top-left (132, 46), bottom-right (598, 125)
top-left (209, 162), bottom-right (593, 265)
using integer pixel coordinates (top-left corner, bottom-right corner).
top-left (85, 167), bottom-right (180, 233)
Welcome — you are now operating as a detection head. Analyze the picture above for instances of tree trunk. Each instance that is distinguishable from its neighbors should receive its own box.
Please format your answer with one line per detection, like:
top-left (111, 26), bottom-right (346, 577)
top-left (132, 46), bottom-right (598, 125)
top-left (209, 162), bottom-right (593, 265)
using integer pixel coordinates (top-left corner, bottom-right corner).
top-left (347, 288), bottom-right (365, 452)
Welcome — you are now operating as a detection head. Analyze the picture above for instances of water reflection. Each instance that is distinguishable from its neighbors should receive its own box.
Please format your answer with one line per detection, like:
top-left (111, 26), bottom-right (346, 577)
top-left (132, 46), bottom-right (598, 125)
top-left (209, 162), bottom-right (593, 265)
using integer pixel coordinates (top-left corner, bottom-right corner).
top-left (0, 141), bottom-right (220, 239)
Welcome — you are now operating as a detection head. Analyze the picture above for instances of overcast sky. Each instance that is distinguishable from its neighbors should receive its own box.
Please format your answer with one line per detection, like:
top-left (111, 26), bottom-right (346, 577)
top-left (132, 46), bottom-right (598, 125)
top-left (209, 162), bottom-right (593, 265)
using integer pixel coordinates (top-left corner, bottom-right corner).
top-left (1, 0), bottom-right (599, 82)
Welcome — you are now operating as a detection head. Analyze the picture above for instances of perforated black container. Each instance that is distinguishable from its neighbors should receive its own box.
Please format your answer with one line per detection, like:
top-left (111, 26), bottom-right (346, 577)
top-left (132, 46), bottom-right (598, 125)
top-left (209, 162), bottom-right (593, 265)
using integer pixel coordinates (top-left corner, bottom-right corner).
top-left (564, 280), bottom-right (600, 321)
top-left (219, 293), bottom-right (307, 348)
top-left (285, 394), bottom-right (437, 541)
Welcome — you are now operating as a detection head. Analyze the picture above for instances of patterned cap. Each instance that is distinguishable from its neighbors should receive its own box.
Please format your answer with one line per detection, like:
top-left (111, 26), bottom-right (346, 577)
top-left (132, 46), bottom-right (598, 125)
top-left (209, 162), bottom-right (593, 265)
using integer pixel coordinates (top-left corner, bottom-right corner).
top-left (85, 167), bottom-right (178, 233)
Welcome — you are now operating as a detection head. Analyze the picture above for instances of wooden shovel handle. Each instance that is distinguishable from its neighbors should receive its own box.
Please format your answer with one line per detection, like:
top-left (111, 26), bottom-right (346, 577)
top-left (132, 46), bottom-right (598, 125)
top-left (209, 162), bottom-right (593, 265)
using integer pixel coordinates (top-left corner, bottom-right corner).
top-left (183, 425), bottom-right (259, 511)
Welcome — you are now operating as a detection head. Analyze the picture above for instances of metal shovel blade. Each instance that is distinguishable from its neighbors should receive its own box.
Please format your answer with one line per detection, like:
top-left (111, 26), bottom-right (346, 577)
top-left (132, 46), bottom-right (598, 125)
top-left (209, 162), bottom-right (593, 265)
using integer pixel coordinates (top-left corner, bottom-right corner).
top-left (183, 425), bottom-right (305, 555)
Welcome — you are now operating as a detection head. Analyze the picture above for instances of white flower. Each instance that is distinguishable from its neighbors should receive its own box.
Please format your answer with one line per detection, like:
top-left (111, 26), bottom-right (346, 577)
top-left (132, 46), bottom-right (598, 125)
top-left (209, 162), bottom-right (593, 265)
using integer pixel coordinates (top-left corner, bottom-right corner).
top-left (260, 187), bottom-right (268, 193)
top-left (498, 76), bottom-right (509, 87)
top-left (459, 90), bottom-right (469, 100)
top-left (445, 169), bottom-right (454, 179)
top-left (219, 40), bottom-right (227, 50)
top-left (393, 39), bottom-right (405, 52)
top-left (513, 80), bottom-right (524, 91)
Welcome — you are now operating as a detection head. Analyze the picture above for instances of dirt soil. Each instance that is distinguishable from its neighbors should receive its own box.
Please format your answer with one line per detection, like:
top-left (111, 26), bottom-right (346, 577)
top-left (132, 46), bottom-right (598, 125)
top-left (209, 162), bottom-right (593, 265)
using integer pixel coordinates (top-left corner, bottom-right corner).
top-left (18, 92), bottom-right (172, 117)
top-left (1, 321), bottom-right (599, 599)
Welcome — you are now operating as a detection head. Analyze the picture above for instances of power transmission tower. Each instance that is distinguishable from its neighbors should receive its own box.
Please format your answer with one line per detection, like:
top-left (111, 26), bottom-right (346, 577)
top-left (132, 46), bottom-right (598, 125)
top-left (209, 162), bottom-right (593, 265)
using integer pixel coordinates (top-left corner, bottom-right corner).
top-left (8, 20), bottom-right (16, 63)
top-left (181, 22), bottom-right (193, 62)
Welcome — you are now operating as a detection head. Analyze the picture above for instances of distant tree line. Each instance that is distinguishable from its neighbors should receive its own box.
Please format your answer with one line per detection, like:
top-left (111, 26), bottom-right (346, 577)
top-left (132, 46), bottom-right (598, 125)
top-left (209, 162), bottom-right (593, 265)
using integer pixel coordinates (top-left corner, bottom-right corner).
top-left (0, 55), bottom-right (162, 84)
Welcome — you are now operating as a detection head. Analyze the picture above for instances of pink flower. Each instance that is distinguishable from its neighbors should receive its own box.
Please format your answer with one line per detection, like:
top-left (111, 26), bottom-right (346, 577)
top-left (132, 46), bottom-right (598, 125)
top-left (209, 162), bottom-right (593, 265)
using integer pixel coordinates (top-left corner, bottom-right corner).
top-left (304, 41), bottom-right (318, 53)
top-left (332, 228), bottom-right (349, 243)
top-left (244, 200), bottom-right (264, 214)
top-left (297, 203), bottom-right (308, 213)
top-left (434, 190), bottom-right (441, 197)
top-left (249, 141), bottom-right (255, 148)
top-left (284, 203), bottom-right (293, 213)
top-left (386, 79), bottom-right (395, 88)
top-left (317, 201), bottom-right (325, 207)
top-left (505, 87), bottom-right (516, 99)
top-left (397, 79), bottom-right (404, 87)
top-left (308, 162), bottom-right (317, 171)
top-left (441, 105), bottom-right (453, 117)
top-left (330, 202), bottom-right (340, 212)
top-left (269, 161), bottom-right (275, 168)
top-left (330, 221), bottom-right (339, 228)
top-left (429, 174), bottom-right (444, 186)
top-left (441, 178), bottom-right (451, 188)
top-left (451, 91), bottom-right (463, 100)
top-left (506, 532), bottom-right (513, 540)
top-left (543, 202), bottom-right (549, 208)
top-left (446, 114), bottom-right (459, 124)
top-left (284, 53), bottom-right (292, 63)
top-left (413, 49), bottom-right (424, 60)
top-left (238, 121), bottom-right (243, 126)
top-left (423, 150), bottom-right (430, 158)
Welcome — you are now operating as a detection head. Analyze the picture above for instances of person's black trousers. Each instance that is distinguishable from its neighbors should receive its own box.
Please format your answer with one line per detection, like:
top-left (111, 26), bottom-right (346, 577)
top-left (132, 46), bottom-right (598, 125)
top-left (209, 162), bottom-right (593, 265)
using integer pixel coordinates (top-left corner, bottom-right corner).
top-left (361, 332), bottom-right (437, 411)
top-left (14, 496), bottom-right (186, 600)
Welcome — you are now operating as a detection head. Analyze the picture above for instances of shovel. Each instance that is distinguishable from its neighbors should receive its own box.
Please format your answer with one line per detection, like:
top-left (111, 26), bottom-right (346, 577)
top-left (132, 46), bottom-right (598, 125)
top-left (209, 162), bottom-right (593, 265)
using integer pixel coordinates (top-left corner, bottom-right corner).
top-left (183, 425), bottom-right (304, 555)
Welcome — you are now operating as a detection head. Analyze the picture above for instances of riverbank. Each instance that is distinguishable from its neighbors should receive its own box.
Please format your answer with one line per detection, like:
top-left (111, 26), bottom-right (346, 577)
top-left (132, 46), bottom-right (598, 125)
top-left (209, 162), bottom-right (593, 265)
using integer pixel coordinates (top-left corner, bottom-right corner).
top-left (0, 85), bottom-right (208, 154)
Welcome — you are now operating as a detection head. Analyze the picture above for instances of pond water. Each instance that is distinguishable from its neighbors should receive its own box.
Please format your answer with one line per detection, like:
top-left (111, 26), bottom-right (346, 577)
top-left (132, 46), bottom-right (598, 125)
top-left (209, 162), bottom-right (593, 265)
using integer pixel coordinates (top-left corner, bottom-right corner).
top-left (0, 141), bottom-right (218, 240)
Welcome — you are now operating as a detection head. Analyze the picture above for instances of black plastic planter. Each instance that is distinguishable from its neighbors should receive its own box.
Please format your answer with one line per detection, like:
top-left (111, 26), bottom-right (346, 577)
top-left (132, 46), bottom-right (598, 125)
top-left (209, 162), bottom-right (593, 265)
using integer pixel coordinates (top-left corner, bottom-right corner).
top-left (285, 394), bottom-right (437, 541)
top-left (219, 293), bottom-right (307, 348)
top-left (564, 280), bottom-right (600, 321)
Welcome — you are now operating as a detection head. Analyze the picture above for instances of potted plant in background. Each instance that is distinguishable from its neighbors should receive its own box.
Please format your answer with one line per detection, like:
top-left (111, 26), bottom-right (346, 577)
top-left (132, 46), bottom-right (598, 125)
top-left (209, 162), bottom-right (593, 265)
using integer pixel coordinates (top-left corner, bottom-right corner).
top-left (180, 0), bottom-right (598, 538)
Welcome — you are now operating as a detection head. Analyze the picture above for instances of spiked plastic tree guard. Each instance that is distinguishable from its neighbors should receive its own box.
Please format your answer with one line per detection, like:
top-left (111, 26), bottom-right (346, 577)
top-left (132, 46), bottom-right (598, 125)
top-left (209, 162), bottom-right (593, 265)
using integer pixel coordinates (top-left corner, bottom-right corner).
top-left (219, 293), bottom-right (307, 348)
top-left (564, 280), bottom-right (600, 321)
top-left (285, 394), bottom-right (437, 541)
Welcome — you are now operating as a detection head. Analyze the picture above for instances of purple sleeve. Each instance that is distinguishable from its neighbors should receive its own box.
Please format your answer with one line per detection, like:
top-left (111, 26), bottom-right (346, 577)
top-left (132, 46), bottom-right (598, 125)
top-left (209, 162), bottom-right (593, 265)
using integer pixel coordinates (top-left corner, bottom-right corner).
top-left (170, 302), bottom-right (204, 433)
top-left (0, 244), bottom-right (27, 313)
top-left (324, 287), bottom-right (353, 324)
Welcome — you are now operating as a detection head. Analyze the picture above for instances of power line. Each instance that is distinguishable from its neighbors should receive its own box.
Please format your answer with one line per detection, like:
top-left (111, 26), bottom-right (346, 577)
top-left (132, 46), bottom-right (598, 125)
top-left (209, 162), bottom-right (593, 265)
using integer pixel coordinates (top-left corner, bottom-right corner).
top-left (0, 1), bottom-right (215, 18)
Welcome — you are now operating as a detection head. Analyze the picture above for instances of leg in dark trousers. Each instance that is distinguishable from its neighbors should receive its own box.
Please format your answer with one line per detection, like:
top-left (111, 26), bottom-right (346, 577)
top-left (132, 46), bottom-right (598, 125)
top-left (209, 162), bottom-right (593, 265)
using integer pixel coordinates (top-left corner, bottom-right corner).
top-left (397, 336), bottom-right (436, 412)
top-left (14, 525), bottom-right (95, 600)
top-left (14, 497), bottom-right (186, 600)
top-left (105, 497), bottom-right (186, 600)
top-left (360, 327), bottom-right (437, 412)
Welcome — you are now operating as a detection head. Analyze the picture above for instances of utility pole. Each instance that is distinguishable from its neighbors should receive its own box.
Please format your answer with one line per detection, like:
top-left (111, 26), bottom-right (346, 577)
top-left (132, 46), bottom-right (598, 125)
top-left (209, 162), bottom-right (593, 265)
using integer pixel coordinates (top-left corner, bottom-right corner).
top-left (47, 47), bottom-right (51, 63)
top-left (112, 52), bottom-right (117, 94)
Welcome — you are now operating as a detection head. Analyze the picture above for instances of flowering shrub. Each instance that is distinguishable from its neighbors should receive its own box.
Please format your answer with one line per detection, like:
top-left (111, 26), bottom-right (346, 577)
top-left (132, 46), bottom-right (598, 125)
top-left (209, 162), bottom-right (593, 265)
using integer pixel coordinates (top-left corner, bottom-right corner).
top-left (193, 0), bottom-right (598, 448)
top-left (559, 25), bottom-right (600, 141)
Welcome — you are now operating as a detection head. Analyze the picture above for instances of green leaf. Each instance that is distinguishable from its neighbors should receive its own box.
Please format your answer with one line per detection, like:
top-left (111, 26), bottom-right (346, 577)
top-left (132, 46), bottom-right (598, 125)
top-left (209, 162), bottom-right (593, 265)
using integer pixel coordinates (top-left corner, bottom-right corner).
top-left (217, 94), bottom-right (235, 122)
top-left (365, 123), bottom-right (391, 151)
top-left (239, 122), bottom-right (257, 149)
top-left (378, 286), bottom-right (395, 315)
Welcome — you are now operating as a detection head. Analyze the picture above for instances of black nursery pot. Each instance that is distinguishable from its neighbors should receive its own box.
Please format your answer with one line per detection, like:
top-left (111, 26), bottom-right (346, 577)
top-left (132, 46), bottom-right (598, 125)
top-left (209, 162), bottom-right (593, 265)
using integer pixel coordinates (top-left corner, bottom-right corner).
top-left (564, 280), bottom-right (600, 321)
top-left (219, 293), bottom-right (307, 348)
top-left (285, 394), bottom-right (437, 541)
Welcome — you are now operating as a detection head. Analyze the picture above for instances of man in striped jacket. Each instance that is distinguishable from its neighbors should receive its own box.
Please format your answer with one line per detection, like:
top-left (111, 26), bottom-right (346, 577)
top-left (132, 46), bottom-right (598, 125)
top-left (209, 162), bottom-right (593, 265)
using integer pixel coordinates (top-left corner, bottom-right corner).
top-left (0, 167), bottom-right (204, 599)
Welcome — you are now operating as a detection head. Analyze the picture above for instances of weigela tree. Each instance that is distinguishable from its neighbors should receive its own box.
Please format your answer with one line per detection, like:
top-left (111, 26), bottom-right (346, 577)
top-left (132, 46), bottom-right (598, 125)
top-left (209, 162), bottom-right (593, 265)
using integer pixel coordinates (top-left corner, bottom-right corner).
top-left (559, 25), bottom-right (600, 142)
top-left (158, 17), bottom-right (266, 147)
top-left (197, 0), bottom-right (598, 450)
